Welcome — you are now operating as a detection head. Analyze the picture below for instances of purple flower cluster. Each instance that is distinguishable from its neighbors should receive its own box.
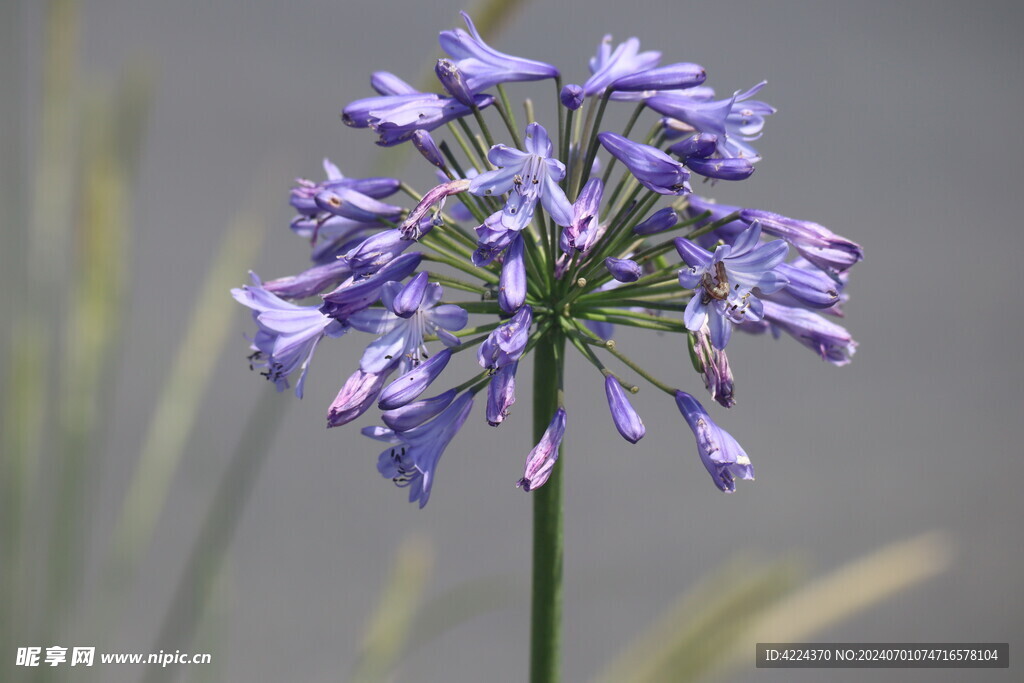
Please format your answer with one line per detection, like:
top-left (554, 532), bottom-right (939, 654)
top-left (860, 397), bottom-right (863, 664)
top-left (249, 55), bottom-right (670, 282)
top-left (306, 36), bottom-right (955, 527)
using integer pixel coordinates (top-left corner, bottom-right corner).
top-left (233, 13), bottom-right (862, 504)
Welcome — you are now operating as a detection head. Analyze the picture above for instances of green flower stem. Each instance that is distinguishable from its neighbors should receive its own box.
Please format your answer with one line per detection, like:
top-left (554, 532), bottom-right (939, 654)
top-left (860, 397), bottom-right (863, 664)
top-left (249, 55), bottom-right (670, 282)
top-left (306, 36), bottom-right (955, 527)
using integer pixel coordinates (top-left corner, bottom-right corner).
top-left (573, 310), bottom-right (687, 333)
top-left (577, 276), bottom-right (680, 301)
top-left (495, 84), bottom-right (522, 146)
top-left (569, 96), bottom-right (599, 196)
top-left (447, 121), bottom-right (486, 172)
top-left (421, 251), bottom-right (499, 285)
top-left (457, 117), bottom-right (492, 168)
top-left (523, 232), bottom-right (550, 298)
top-left (530, 329), bottom-right (565, 683)
top-left (447, 301), bottom-right (505, 314)
top-left (562, 324), bottom-right (638, 392)
top-left (596, 298), bottom-right (691, 312)
top-left (471, 105), bottom-right (497, 149)
top-left (576, 92), bottom-right (612, 198)
top-left (424, 271), bottom-right (488, 296)
top-left (687, 210), bottom-right (742, 241)
top-left (450, 370), bottom-right (492, 395)
top-left (560, 105), bottom-right (575, 185)
top-left (553, 78), bottom-right (565, 160)
top-left (574, 322), bottom-right (677, 396)
top-left (574, 306), bottom-right (685, 328)
top-left (419, 229), bottom-right (479, 265)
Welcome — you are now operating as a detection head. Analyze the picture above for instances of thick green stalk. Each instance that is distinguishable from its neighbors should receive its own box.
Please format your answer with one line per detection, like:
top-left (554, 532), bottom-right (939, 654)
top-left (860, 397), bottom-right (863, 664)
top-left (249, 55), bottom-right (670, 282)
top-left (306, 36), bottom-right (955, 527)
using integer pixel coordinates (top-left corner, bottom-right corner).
top-left (530, 331), bottom-right (565, 683)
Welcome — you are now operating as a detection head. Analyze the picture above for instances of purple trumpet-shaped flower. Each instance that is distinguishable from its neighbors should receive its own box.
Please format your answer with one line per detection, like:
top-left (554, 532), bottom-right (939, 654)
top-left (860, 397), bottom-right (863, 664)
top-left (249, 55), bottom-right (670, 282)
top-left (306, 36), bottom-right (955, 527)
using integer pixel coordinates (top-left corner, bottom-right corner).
top-left (498, 232), bottom-right (527, 313)
top-left (232, 274), bottom-right (347, 398)
top-left (560, 177), bottom-right (604, 254)
top-left (320, 252), bottom-right (422, 321)
top-left (757, 300), bottom-right (857, 365)
top-left (690, 325), bottom-right (735, 408)
top-left (472, 212), bottom-right (517, 266)
top-left (740, 209), bottom-right (864, 275)
top-left (684, 155), bottom-right (756, 182)
top-left (327, 367), bottom-right (394, 427)
top-left (345, 229), bottom-right (421, 276)
top-left (486, 362), bottom-right (518, 426)
top-left (478, 305), bottom-right (532, 370)
top-left (668, 133), bottom-right (718, 159)
top-left (315, 185), bottom-right (404, 224)
top-left (292, 216), bottom-right (380, 265)
top-left (560, 84), bottom-right (584, 110)
top-left (263, 258), bottom-right (354, 300)
top-left (289, 158), bottom-right (401, 217)
top-left (435, 58), bottom-right (476, 107)
top-left (669, 133), bottom-right (756, 181)
top-left (647, 82), bottom-right (776, 160)
top-left (348, 279), bottom-right (467, 373)
top-left (470, 122), bottom-right (574, 230)
top-left (768, 262), bottom-right (842, 310)
top-left (370, 392), bottom-right (475, 508)
top-left (378, 348), bottom-right (454, 410)
top-left (598, 132), bottom-right (690, 195)
top-left (439, 12), bottom-right (559, 95)
top-left (610, 62), bottom-right (706, 94)
top-left (683, 198), bottom-right (862, 275)
top-left (674, 391), bottom-right (753, 492)
top-left (605, 257), bottom-right (642, 283)
top-left (381, 389), bottom-right (457, 432)
top-left (517, 407), bottom-right (567, 492)
top-left (605, 376), bottom-right (645, 443)
top-left (583, 35), bottom-right (661, 97)
top-left (676, 222), bottom-right (788, 349)
top-left (399, 178), bottom-right (471, 240)
top-left (371, 71), bottom-right (419, 96)
top-left (410, 130), bottom-right (446, 168)
top-left (343, 88), bottom-right (494, 147)
top-left (633, 207), bottom-right (679, 235)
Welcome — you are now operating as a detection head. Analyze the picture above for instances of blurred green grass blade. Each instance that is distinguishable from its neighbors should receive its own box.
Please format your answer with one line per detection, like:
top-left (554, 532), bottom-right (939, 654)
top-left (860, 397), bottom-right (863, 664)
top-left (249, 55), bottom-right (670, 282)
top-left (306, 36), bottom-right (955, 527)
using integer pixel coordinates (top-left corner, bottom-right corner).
top-left (47, 65), bottom-right (153, 628)
top-left (186, 557), bottom-right (233, 683)
top-left (596, 532), bottom-right (953, 683)
top-left (142, 387), bottom-right (288, 683)
top-left (0, 1), bottom-right (26, 648)
top-left (3, 0), bottom-right (80, 646)
top-left (350, 537), bottom-right (435, 683)
top-left (595, 557), bottom-right (800, 683)
top-left (404, 574), bottom-right (524, 655)
top-left (103, 202), bottom-right (265, 594)
top-left (720, 531), bottom-right (953, 674)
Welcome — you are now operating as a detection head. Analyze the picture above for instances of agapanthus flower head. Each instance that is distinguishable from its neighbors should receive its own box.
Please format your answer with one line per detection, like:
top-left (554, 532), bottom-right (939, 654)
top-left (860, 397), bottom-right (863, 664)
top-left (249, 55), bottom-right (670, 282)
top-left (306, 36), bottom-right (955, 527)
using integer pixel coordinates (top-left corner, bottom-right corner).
top-left (234, 13), bottom-right (861, 505)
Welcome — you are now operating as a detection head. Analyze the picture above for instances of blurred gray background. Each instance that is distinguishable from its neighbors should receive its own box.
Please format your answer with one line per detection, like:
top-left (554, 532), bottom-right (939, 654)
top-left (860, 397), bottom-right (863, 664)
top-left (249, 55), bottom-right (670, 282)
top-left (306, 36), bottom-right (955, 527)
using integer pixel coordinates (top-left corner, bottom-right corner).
top-left (10, 0), bottom-right (1024, 680)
